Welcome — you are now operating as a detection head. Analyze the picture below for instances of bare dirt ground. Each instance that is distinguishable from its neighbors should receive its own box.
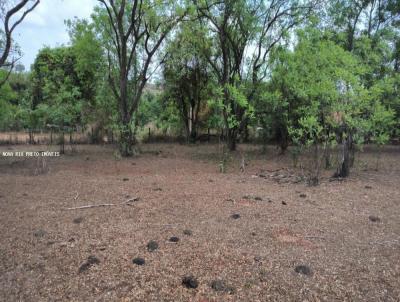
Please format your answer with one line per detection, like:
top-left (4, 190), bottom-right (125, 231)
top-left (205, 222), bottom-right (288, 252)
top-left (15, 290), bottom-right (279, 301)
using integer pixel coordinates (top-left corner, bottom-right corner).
top-left (0, 143), bottom-right (399, 302)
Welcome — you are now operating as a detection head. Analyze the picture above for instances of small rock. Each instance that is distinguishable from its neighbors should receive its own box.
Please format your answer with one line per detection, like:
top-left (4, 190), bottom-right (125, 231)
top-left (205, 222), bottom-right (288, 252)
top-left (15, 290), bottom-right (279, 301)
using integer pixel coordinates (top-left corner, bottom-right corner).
top-left (208, 179), bottom-right (214, 182)
top-left (254, 196), bottom-right (263, 201)
top-left (210, 280), bottom-right (235, 294)
top-left (68, 237), bottom-right (75, 242)
top-left (258, 174), bottom-right (266, 178)
top-left (182, 275), bottom-right (198, 289)
top-left (79, 255), bottom-right (100, 273)
top-left (132, 257), bottom-right (145, 265)
top-left (153, 188), bottom-right (162, 191)
top-left (183, 229), bottom-right (193, 236)
top-left (251, 232), bottom-right (257, 236)
top-left (33, 229), bottom-right (47, 238)
top-left (169, 236), bottom-right (180, 243)
top-left (299, 193), bottom-right (307, 198)
top-left (242, 195), bottom-right (251, 200)
top-left (369, 215), bottom-right (380, 222)
top-left (365, 185), bottom-right (372, 189)
top-left (231, 214), bottom-right (241, 219)
top-left (147, 240), bottom-right (159, 252)
top-left (254, 256), bottom-right (262, 262)
top-left (122, 178), bottom-right (129, 181)
top-left (131, 162), bottom-right (136, 165)
top-left (267, 199), bottom-right (273, 203)
top-left (73, 217), bottom-right (84, 224)
top-left (85, 156), bottom-right (89, 161)
top-left (294, 265), bottom-right (312, 276)
top-left (281, 201), bottom-right (287, 205)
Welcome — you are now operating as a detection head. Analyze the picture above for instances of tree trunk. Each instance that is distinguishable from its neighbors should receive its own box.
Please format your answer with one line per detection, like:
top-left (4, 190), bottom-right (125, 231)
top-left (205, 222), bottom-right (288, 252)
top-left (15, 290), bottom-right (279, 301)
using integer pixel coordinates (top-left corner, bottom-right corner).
top-left (278, 126), bottom-right (289, 154)
top-left (227, 128), bottom-right (237, 151)
top-left (336, 135), bottom-right (350, 178)
top-left (119, 124), bottom-right (135, 157)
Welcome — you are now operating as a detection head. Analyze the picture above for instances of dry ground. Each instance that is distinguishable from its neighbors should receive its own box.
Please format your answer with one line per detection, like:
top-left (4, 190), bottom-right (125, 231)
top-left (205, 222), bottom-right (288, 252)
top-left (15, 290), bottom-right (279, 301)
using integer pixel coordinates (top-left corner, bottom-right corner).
top-left (0, 143), bottom-right (399, 301)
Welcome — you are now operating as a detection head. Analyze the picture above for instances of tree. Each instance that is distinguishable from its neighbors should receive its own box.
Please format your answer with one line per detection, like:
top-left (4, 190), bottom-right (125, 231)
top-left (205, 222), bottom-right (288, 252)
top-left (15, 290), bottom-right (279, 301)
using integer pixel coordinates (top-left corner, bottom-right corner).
top-left (163, 22), bottom-right (212, 143)
top-left (0, 0), bottom-right (40, 88)
top-left (196, 0), bottom-right (317, 150)
top-left (270, 28), bottom-right (394, 182)
top-left (94, 0), bottom-right (188, 156)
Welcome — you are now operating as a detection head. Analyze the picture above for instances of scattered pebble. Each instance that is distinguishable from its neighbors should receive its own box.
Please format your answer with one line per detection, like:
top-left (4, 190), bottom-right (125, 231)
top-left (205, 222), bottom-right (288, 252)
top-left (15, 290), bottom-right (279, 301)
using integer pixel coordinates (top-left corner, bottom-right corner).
top-left (299, 193), bottom-right (307, 198)
top-left (122, 178), bottom-right (129, 181)
top-left (153, 188), bottom-right (162, 191)
top-left (231, 214), bottom-right (241, 219)
top-left (132, 257), bottom-right (145, 265)
top-left (147, 240), bottom-right (159, 252)
top-left (33, 229), bottom-right (47, 238)
top-left (182, 275), bottom-right (198, 289)
top-left (254, 196), bottom-right (263, 201)
top-left (73, 217), bottom-right (84, 224)
top-left (183, 229), bottom-right (193, 236)
top-left (254, 256), bottom-right (262, 262)
top-left (210, 280), bottom-right (235, 294)
top-left (281, 201), bottom-right (287, 205)
top-left (251, 232), bottom-right (257, 236)
top-left (294, 265), bottom-right (312, 276)
top-left (85, 156), bottom-right (89, 161)
top-left (131, 162), bottom-right (136, 165)
top-left (369, 215), bottom-right (381, 222)
top-left (169, 236), bottom-right (180, 243)
top-left (365, 185), bottom-right (372, 189)
top-left (242, 195), bottom-right (251, 199)
top-left (208, 179), bottom-right (214, 182)
top-left (79, 256), bottom-right (100, 273)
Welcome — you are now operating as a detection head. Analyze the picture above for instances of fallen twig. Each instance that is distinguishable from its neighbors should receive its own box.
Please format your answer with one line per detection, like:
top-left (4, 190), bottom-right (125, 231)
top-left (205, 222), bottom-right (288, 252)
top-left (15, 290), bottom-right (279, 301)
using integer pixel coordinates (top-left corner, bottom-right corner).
top-left (65, 197), bottom-right (140, 210)
top-left (66, 203), bottom-right (116, 210)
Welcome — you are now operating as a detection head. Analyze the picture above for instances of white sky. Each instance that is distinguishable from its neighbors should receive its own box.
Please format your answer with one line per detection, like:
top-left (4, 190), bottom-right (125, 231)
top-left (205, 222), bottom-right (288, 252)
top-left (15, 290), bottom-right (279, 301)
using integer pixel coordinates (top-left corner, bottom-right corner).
top-left (13, 0), bottom-right (97, 70)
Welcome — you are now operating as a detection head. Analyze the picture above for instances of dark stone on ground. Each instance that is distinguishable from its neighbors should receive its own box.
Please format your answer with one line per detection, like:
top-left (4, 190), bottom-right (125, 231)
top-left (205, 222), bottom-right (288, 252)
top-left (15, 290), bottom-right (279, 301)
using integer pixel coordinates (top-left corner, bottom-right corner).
top-left (210, 280), bottom-right (235, 294)
top-left (73, 217), bottom-right (84, 224)
top-left (68, 238), bottom-right (75, 242)
top-left (254, 196), bottom-right (263, 201)
top-left (251, 232), bottom-right (257, 236)
top-left (299, 193), bottom-right (307, 198)
top-left (85, 156), bottom-right (89, 161)
top-left (23, 193), bottom-right (28, 196)
top-left (79, 255), bottom-right (100, 273)
top-left (122, 178), bottom-right (129, 181)
top-left (208, 179), bottom-right (214, 182)
top-left (369, 215), bottom-right (381, 222)
top-left (169, 236), bottom-right (180, 243)
top-left (231, 214), bottom-right (241, 219)
top-left (183, 229), bottom-right (192, 236)
top-left (281, 201), bottom-right (287, 205)
top-left (153, 188), bottom-right (162, 191)
top-left (242, 195), bottom-right (251, 199)
top-left (182, 275), bottom-right (198, 289)
top-left (258, 174), bottom-right (266, 178)
top-left (33, 229), bottom-right (47, 238)
top-left (365, 185), bottom-right (372, 189)
top-left (147, 240), bottom-right (159, 252)
top-left (254, 256), bottom-right (262, 262)
top-left (132, 257), bottom-right (145, 265)
top-left (294, 265), bottom-right (312, 276)
top-left (131, 162), bottom-right (136, 165)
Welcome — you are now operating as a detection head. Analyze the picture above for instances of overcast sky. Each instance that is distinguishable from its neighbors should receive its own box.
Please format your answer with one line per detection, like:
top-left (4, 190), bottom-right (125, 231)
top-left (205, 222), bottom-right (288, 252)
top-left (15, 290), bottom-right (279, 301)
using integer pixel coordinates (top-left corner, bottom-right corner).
top-left (13, 0), bottom-right (97, 70)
